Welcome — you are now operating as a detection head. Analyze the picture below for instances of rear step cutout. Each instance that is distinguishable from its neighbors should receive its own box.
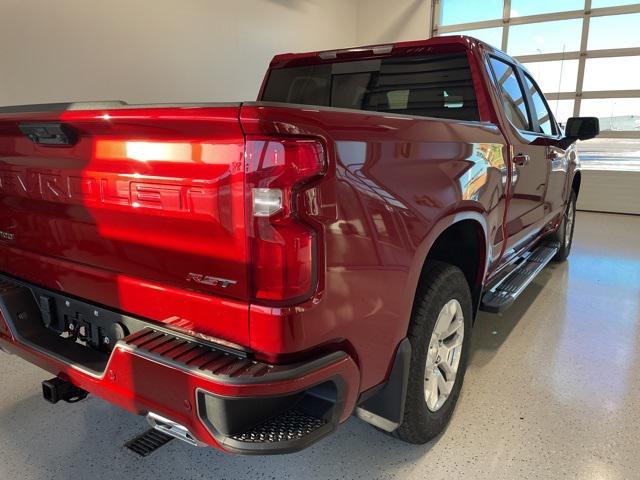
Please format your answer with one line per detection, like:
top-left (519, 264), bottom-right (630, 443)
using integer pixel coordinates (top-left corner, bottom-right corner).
top-left (230, 409), bottom-right (328, 444)
top-left (481, 241), bottom-right (560, 313)
top-left (125, 429), bottom-right (174, 457)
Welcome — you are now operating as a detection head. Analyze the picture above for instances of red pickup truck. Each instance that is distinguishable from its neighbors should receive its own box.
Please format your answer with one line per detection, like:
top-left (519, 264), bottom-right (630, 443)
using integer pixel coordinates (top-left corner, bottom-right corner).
top-left (0, 36), bottom-right (598, 455)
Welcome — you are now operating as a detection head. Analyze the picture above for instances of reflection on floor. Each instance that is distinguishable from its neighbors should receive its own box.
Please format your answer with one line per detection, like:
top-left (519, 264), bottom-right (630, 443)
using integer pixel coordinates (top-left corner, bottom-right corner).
top-left (0, 211), bottom-right (639, 479)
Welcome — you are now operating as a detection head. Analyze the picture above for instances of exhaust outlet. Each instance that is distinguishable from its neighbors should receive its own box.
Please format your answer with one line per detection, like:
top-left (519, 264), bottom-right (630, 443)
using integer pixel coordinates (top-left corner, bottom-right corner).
top-left (147, 412), bottom-right (205, 447)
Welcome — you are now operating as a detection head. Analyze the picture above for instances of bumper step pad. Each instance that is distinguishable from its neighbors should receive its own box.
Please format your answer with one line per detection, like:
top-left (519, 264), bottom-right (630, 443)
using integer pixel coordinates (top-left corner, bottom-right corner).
top-left (481, 241), bottom-right (559, 313)
top-left (123, 326), bottom-right (348, 386)
top-left (125, 428), bottom-right (174, 457)
top-left (231, 409), bottom-right (327, 444)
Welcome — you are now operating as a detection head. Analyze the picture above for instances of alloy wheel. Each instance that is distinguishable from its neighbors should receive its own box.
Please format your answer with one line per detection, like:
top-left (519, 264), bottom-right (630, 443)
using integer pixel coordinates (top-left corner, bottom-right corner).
top-left (424, 299), bottom-right (465, 412)
top-left (565, 200), bottom-right (575, 247)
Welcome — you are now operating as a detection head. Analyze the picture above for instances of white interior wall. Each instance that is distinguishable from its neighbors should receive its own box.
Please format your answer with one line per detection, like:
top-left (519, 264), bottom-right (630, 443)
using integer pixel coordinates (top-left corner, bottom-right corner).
top-left (355, 0), bottom-right (431, 45)
top-left (0, 0), bottom-right (434, 106)
top-left (0, 0), bottom-right (358, 106)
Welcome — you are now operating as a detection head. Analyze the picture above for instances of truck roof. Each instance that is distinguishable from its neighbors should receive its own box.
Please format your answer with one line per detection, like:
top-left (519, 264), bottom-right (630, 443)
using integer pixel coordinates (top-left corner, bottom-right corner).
top-left (269, 35), bottom-right (499, 68)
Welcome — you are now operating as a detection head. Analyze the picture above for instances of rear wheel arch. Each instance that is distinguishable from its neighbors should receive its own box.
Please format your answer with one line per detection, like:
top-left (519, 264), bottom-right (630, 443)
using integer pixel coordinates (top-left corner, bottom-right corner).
top-left (357, 215), bottom-right (488, 433)
top-left (394, 261), bottom-right (474, 443)
top-left (413, 217), bottom-right (488, 318)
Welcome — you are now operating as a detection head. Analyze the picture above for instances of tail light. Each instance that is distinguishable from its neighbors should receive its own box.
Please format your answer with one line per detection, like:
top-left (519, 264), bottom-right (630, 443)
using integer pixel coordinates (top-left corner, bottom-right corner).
top-left (245, 138), bottom-right (326, 302)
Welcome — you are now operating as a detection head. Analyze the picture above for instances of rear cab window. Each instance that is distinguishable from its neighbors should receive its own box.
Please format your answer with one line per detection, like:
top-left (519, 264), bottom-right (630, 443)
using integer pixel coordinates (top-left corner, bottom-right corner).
top-left (261, 53), bottom-right (480, 122)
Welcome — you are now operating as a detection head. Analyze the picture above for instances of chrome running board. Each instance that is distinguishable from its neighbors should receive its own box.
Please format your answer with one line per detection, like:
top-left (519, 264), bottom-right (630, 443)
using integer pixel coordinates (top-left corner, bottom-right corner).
top-left (481, 241), bottom-right (559, 313)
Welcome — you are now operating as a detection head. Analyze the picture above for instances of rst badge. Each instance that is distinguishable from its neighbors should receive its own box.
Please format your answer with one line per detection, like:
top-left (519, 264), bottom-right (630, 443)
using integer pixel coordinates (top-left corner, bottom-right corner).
top-left (186, 273), bottom-right (237, 288)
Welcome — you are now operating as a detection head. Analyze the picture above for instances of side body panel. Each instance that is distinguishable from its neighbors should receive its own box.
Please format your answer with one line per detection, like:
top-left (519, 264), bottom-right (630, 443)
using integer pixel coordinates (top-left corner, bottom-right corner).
top-left (241, 103), bottom-right (508, 390)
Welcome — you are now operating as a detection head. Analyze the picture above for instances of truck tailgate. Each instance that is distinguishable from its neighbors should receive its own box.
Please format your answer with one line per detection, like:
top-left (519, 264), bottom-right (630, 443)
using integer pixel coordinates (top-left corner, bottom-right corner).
top-left (0, 103), bottom-right (250, 344)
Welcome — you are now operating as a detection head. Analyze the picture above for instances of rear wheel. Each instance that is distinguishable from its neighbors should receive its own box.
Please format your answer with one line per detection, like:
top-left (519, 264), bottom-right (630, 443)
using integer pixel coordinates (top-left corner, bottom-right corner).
top-left (394, 262), bottom-right (473, 444)
top-left (552, 191), bottom-right (577, 262)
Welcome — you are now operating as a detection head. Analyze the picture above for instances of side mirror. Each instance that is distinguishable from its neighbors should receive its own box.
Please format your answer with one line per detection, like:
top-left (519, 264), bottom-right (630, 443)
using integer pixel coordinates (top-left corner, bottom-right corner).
top-left (561, 117), bottom-right (599, 148)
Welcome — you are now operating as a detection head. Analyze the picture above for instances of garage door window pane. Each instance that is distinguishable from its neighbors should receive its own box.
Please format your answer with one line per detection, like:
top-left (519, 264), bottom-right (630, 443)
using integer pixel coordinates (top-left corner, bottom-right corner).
top-left (443, 27), bottom-right (503, 49)
top-left (511, 0), bottom-right (584, 17)
top-left (440, 0), bottom-right (503, 26)
top-left (522, 60), bottom-right (579, 93)
top-left (508, 19), bottom-right (582, 55)
top-left (547, 99), bottom-right (575, 127)
top-left (588, 13), bottom-right (640, 50)
top-left (591, 0), bottom-right (640, 7)
top-left (580, 98), bottom-right (640, 132)
top-left (583, 57), bottom-right (640, 91)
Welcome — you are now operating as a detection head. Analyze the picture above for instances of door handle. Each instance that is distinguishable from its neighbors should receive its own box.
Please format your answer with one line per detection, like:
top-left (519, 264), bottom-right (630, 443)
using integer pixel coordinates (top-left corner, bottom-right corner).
top-left (546, 147), bottom-right (565, 160)
top-left (513, 153), bottom-right (530, 167)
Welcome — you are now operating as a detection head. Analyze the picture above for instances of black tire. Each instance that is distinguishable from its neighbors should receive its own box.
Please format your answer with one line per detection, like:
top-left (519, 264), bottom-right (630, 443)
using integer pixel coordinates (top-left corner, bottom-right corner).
top-left (394, 261), bottom-right (473, 444)
top-left (552, 190), bottom-right (577, 262)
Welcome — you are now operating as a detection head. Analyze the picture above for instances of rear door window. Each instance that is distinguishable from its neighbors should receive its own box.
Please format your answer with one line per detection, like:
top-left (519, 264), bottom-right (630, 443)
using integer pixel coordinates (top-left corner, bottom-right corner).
top-left (488, 57), bottom-right (532, 131)
top-left (262, 53), bottom-right (480, 122)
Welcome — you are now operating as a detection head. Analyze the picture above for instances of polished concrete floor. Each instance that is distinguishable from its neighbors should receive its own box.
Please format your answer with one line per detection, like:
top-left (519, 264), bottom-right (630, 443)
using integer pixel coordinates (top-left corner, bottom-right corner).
top-left (1, 211), bottom-right (639, 480)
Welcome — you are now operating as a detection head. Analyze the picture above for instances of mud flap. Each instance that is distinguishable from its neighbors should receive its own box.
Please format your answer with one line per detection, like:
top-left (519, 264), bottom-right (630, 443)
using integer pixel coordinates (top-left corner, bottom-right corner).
top-left (355, 338), bottom-right (411, 432)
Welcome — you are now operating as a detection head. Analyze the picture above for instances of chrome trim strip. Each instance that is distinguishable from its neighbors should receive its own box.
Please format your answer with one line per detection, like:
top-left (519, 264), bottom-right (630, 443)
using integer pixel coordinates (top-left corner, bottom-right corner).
top-left (147, 412), bottom-right (206, 447)
top-left (355, 407), bottom-right (399, 432)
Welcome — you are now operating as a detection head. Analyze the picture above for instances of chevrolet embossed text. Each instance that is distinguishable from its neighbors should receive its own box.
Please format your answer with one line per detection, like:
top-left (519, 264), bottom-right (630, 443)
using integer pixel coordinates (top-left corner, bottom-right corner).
top-left (0, 167), bottom-right (217, 216)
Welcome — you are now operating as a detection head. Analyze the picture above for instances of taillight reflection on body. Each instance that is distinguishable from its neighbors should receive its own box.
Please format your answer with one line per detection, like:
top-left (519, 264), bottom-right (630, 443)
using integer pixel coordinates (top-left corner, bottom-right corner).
top-left (245, 138), bottom-right (326, 302)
